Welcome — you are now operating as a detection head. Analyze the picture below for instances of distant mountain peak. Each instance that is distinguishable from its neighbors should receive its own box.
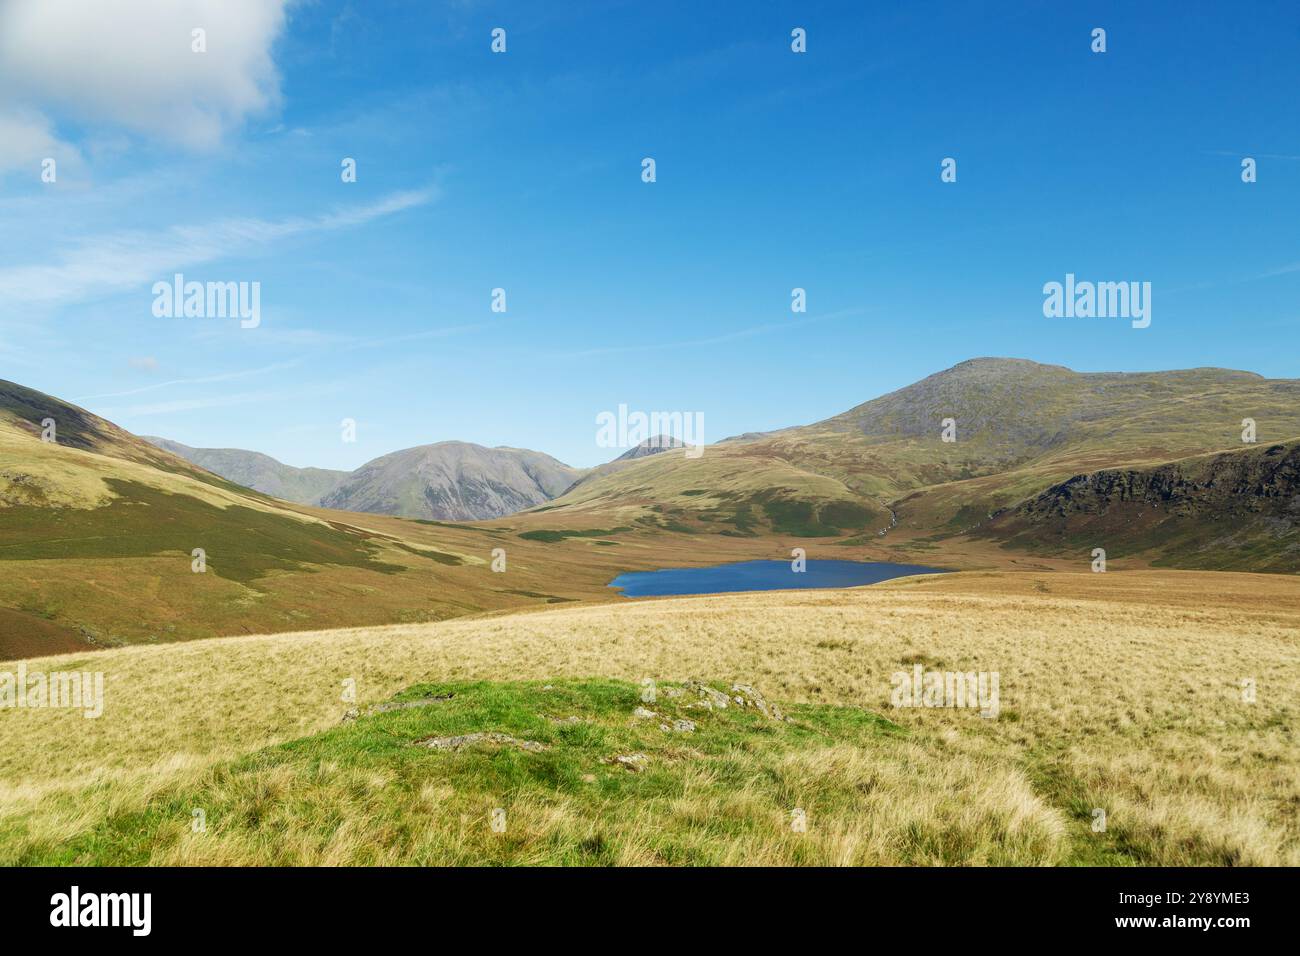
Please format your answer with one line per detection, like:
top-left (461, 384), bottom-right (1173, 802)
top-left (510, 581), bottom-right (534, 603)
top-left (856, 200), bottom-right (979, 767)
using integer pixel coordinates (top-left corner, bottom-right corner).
top-left (614, 435), bottom-right (686, 461)
top-left (320, 441), bottom-right (583, 521)
top-left (948, 356), bottom-right (1072, 372)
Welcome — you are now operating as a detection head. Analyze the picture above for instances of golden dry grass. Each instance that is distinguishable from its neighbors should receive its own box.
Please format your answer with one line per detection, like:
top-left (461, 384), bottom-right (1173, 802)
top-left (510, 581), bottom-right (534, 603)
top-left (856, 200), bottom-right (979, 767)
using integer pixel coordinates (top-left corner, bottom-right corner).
top-left (0, 569), bottom-right (1295, 865)
top-left (0, 425), bottom-right (323, 516)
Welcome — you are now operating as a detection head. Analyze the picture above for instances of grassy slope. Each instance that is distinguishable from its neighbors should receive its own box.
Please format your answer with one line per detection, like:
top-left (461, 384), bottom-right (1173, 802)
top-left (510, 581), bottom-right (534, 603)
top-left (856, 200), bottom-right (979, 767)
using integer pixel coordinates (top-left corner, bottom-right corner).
top-left (0, 396), bottom-right (473, 652)
top-left (1, 570), bottom-right (1295, 865)
top-left (529, 444), bottom-right (894, 537)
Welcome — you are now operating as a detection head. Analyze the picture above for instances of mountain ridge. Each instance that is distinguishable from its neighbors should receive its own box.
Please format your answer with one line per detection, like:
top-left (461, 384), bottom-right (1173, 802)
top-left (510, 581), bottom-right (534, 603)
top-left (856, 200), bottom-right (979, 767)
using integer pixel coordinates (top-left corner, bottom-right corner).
top-left (319, 440), bottom-right (585, 521)
top-left (144, 437), bottom-right (350, 505)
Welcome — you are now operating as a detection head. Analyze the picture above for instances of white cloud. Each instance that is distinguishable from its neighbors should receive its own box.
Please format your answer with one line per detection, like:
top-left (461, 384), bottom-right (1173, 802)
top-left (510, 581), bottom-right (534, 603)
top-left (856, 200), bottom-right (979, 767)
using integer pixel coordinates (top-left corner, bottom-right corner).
top-left (0, 107), bottom-right (82, 174)
top-left (0, 0), bottom-right (294, 149)
top-left (0, 188), bottom-right (437, 307)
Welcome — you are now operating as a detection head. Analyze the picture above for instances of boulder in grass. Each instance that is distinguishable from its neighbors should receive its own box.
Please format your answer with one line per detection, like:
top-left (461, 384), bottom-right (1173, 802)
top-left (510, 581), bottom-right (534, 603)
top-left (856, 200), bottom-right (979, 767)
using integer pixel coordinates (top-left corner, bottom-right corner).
top-left (415, 732), bottom-right (548, 753)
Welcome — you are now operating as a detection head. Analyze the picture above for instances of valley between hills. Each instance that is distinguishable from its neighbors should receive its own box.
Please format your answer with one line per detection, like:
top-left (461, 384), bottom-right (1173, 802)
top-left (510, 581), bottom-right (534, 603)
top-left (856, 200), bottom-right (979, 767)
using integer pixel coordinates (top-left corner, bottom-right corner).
top-left (1, 357), bottom-right (1298, 657)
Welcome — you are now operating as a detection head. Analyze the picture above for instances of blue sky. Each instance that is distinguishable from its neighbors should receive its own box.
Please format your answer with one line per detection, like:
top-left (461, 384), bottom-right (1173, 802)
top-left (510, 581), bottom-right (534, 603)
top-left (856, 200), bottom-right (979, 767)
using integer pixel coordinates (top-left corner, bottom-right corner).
top-left (1, 0), bottom-right (1297, 469)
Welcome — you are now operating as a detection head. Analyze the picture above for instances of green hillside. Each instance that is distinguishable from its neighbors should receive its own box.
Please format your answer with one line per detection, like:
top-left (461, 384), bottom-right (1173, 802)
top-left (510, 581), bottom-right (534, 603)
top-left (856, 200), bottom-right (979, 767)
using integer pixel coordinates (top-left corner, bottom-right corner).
top-left (541, 359), bottom-right (1300, 544)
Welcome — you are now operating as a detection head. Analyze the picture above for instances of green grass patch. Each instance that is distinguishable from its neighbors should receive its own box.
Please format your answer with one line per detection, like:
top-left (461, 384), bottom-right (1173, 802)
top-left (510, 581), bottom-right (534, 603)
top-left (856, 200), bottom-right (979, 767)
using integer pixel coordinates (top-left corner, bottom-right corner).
top-left (517, 527), bottom-right (632, 543)
top-left (756, 493), bottom-right (875, 537)
top-left (501, 590), bottom-right (577, 604)
top-left (391, 544), bottom-right (464, 565)
top-left (12, 678), bottom-right (922, 866)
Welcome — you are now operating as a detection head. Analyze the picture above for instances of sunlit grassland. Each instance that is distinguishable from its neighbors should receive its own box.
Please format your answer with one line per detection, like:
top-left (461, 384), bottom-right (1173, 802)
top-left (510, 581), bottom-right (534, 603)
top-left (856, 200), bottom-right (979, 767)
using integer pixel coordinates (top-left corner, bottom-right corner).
top-left (0, 570), bottom-right (1294, 866)
top-left (12, 678), bottom-right (1067, 866)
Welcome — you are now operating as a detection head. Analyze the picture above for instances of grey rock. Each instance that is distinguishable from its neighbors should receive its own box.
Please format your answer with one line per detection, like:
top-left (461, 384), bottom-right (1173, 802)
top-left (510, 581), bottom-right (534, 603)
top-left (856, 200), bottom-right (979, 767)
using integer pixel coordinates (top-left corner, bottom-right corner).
top-left (604, 753), bottom-right (649, 772)
top-left (682, 679), bottom-right (731, 709)
top-left (414, 732), bottom-right (548, 753)
top-left (730, 683), bottom-right (785, 721)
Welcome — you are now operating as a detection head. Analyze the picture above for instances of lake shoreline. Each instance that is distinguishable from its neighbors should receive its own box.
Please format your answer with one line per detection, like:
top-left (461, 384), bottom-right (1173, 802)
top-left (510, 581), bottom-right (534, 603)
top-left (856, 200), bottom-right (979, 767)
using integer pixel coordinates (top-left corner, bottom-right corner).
top-left (609, 559), bottom-right (949, 598)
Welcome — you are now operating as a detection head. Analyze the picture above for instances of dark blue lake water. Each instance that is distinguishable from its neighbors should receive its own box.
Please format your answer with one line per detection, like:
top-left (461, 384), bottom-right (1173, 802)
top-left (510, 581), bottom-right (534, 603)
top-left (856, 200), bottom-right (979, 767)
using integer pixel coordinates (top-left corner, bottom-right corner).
top-left (608, 559), bottom-right (947, 597)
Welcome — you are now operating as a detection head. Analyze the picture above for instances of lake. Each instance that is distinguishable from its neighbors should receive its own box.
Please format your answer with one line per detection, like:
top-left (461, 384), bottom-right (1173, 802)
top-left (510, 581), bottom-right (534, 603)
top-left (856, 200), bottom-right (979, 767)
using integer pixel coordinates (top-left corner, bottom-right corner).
top-left (608, 559), bottom-right (947, 597)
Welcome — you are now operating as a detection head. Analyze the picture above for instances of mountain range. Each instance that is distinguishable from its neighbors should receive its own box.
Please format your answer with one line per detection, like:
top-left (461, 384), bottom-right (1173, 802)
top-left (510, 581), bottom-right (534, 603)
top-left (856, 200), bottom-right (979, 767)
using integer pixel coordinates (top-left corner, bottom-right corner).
top-left (147, 435), bottom-right (585, 521)
top-left (143, 434), bottom-right (703, 523)
top-left (142, 433), bottom-right (702, 524)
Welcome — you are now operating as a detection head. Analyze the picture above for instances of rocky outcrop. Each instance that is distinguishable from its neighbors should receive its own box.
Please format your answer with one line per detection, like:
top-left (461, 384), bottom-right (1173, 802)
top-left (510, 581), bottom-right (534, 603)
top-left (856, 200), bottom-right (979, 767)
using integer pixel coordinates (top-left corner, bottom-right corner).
top-left (1014, 443), bottom-right (1300, 521)
top-left (680, 679), bottom-right (792, 721)
top-left (982, 441), bottom-right (1300, 571)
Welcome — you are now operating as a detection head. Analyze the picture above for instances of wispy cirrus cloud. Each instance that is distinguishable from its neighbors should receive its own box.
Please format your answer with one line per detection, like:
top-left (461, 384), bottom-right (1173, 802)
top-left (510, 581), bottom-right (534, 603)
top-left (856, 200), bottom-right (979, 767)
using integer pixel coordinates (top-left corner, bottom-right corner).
top-left (1255, 260), bottom-right (1300, 280)
top-left (96, 391), bottom-right (281, 418)
top-left (95, 381), bottom-right (344, 419)
top-left (74, 360), bottom-right (302, 402)
top-left (544, 307), bottom-right (868, 360)
top-left (0, 188), bottom-right (436, 309)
